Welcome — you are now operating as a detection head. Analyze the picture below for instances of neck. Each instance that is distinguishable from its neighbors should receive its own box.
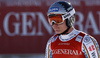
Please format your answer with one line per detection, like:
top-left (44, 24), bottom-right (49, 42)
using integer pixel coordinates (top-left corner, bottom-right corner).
top-left (66, 27), bottom-right (74, 34)
top-left (57, 27), bottom-right (74, 36)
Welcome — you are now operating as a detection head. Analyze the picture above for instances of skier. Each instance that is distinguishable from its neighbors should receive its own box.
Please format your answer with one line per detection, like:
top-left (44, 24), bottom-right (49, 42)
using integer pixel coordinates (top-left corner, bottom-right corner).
top-left (45, 1), bottom-right (100, 58)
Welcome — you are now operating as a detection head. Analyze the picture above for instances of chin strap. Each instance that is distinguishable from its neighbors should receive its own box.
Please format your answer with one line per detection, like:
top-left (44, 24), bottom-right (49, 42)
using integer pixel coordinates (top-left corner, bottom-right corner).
top-left (57, 26), bottom-right (71, 36)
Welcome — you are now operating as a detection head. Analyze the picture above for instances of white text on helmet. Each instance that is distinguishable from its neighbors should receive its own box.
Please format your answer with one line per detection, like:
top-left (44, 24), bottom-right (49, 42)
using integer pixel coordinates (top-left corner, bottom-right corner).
top-left (64, 13), bottom-right (71, 18)
top-left (67, 7), bottom-right (73, 11)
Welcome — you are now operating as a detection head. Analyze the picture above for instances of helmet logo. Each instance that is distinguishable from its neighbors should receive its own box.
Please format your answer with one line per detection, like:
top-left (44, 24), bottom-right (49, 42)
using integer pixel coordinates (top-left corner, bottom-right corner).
top-left (64, 13), bottom-right (71, 18)
top-left (49, 7), bottom-right (59, 12)
top-left (62, 9), bottom-right (75, 20)
top-left (67, 7), bottom-right (73, 11)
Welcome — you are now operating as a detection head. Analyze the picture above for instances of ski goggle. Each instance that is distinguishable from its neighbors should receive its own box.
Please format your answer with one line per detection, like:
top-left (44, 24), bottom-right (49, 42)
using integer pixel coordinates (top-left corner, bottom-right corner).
top-left (48, 14), bottom-right (64, 25)
top-left (48, 9), bottom-right (75, 25)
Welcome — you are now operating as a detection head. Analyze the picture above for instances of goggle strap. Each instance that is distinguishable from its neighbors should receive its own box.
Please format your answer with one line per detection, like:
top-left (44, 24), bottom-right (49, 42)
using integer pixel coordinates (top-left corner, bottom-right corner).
top-left (62, 9), bottom-right (75, 20)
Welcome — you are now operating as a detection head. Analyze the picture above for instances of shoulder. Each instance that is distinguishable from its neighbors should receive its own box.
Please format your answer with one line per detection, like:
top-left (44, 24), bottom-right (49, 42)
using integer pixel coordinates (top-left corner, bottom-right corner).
top-left (77, 30), bottom-right (95, 41)
top-left (46, 36), bottom-right (53, 46)
top-left (83, 34), bottom-right (99, 50)
top-left (46, 34), bottom-right (58, 46)
top-left (82, 33), bottom-right (97, 44)
top-left (81, 33), bottom-right (100, 58)
top-left (79, 31), bottom-right (99, 48)
top-left (73, 30), bottom-right (97, 43)
top-left (81, 32), bottom-right (99, 52)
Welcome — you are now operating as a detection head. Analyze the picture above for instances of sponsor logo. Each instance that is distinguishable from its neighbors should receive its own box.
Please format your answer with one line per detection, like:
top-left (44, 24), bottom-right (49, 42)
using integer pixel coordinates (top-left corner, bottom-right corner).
top-left (64, 13), bottom-right (71, 18)
top-left (49, 7), bottom-right (59, 12)
top-left (84, 37), bottom-right (92, 45)
top-left (84, 37), bottom-right (90, 43)
top-left (67, 7), bottom-right (73, 11)
top-left (52, 49), bottom-right (82, 55)
top-left (58, 43), bottom-right (70, 45)
top-left (75, 35), bottom-right (82, 42)
top-left (91, 52), bottom-right (96, 58)
top-left (88, 45), bottom-right (95, 51)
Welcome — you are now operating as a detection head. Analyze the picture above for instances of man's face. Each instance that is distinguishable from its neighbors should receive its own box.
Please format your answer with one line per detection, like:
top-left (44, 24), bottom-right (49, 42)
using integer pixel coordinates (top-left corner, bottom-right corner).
top-left (52, 20), bottom-right (68, 34)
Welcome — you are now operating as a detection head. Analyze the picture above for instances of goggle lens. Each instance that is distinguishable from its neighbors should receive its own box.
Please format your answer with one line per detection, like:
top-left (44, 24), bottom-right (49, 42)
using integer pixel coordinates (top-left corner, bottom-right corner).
top-left (48, 14), bottom-right (64, 25)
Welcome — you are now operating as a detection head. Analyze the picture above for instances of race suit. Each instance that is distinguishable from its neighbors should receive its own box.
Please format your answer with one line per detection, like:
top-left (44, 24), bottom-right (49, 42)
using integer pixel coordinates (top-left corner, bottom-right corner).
top-left (45, 29), bottom-right (100, 58)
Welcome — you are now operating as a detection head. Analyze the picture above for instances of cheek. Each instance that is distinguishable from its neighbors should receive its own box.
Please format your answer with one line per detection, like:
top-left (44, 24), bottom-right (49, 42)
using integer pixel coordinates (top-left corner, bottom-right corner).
top-left (52, 26), bottom-right (55, 30)
top-left (52, 26), bottom-right (57, 30)
top-left (60, 23), bottom-right (68, 29)
top-left (61, 25), bottom-right (67, 30)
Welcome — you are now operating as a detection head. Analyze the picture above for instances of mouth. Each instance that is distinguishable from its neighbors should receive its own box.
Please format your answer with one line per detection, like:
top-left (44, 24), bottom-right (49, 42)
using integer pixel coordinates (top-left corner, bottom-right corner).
top-left (54, 28), bottom-right (59, 31)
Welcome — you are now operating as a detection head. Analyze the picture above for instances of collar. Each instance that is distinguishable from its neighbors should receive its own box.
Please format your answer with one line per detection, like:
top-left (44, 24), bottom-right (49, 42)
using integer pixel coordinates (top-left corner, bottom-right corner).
top-left (59, 29), bottom-right (80, 41)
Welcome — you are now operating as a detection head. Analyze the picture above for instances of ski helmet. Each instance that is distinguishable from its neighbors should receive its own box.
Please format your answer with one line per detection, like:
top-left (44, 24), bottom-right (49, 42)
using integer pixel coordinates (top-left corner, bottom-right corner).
top-left (47, 1), bottom-right (75, 27)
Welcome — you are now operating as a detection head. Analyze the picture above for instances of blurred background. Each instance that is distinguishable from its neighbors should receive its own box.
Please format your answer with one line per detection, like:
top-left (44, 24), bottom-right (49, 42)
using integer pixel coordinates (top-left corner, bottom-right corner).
top-left (0, 0), bottom-right (100, 58)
